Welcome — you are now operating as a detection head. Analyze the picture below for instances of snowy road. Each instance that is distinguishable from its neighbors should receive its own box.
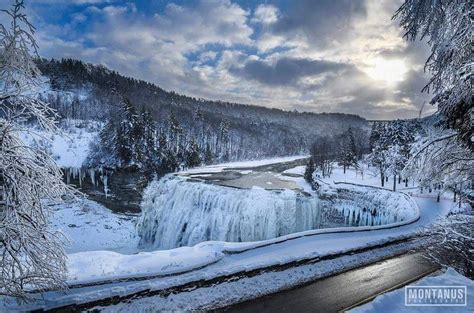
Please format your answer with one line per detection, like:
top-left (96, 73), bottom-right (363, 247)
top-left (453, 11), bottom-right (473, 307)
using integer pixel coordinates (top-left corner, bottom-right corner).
top-left (224, 253), bottom-right (439, 312)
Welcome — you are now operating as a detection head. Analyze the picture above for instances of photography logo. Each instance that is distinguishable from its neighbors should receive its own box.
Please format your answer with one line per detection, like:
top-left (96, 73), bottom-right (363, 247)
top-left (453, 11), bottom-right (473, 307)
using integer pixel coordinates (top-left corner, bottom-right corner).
top-left (405, 285), bottom-right (467, 306)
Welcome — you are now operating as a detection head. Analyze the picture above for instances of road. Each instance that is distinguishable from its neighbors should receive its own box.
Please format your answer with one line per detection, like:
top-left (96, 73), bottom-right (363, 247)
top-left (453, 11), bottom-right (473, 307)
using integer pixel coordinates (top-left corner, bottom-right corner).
top-left (222, 253), bottom-right (438, 313)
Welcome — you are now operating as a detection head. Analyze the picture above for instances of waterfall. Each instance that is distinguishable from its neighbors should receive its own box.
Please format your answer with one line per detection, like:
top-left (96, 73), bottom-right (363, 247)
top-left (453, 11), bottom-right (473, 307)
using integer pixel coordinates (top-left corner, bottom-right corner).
top-left (137, 176), bottom-right (321, 250)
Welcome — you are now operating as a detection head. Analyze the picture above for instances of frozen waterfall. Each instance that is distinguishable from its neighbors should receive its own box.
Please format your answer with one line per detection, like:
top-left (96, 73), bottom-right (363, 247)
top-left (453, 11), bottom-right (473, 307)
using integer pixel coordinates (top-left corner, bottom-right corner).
top-left (137, 176), bottom-right (321, 250)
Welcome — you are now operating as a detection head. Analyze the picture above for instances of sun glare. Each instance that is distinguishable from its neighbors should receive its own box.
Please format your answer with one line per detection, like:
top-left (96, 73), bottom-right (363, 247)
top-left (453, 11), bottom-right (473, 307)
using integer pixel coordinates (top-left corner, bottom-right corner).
top-left (365, 57), bottom-right (408, 86)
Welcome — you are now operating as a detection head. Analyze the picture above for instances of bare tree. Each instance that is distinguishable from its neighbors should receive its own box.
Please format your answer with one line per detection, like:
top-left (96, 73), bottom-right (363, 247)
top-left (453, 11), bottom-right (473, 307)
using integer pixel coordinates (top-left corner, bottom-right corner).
top-left (0, 0), bottom-right (70, 299)
top-left (419, 214), bottom-right (473, 278)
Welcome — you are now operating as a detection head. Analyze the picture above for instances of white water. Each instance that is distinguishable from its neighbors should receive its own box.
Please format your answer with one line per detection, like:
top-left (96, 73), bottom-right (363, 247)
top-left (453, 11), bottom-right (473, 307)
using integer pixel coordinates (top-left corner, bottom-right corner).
top-left (137, 176), bottom-right (321, 249)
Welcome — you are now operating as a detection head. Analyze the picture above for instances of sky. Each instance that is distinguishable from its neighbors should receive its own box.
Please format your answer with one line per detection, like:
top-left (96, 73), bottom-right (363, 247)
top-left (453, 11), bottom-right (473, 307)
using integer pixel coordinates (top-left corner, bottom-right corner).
top-left (6, 0), bottom-right (435, 119)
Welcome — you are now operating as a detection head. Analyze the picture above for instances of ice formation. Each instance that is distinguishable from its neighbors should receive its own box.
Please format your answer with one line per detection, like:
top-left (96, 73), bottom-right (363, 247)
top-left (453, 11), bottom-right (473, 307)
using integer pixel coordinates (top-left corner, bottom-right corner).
top-left (329, 184), bottom-right (417, 227)
top-left (137, 176), bottom-right (321, 249)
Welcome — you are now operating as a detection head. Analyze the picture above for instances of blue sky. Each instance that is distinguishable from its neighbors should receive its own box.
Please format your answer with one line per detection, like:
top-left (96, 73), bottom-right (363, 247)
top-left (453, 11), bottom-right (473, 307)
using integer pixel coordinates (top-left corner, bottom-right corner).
top-left (8, 0), bottom-right (433, 119)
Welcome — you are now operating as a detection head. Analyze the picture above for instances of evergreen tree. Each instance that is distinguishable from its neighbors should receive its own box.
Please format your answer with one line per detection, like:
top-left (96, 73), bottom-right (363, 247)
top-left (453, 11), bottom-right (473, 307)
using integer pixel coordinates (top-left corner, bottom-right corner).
top-left (204, 142), bottom-right (213, 165)
top-left (116, 98), bottom-right (139, 166)
top-left (185, 139), bottom-right (201, 168)
top-left (304, 158), bottom-right (315, 183)
top-left (339, 127), bottom-right (358, 173)
top-left (368, 122), bottom-right (389, 187)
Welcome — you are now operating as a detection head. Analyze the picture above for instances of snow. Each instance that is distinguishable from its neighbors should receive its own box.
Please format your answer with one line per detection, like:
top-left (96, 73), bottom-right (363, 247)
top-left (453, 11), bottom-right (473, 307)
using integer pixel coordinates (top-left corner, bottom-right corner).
top-left (21, 120), bottom-right (100, 168)
top-left (50, 198), bottom-right (138, 254)
top-left (350, 268), bottom-right (474, 312)
top-left (68, 245), bottom-right (224, 284)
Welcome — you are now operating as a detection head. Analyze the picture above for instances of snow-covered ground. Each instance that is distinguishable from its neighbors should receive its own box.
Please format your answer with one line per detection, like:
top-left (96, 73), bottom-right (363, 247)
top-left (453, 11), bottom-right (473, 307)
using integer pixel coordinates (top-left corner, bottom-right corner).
top-left (350, 268), bottom-right (474, 312)
top-left (51, 198), bottom-right (138, 254)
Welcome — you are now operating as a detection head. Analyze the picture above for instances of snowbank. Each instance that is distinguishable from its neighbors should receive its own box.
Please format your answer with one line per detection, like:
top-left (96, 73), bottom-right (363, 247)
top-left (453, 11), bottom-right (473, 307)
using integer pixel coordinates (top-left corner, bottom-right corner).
top-left (350, 268), bottom-right (474, 312)
top-left (68, 244), bottom-right (224, 284)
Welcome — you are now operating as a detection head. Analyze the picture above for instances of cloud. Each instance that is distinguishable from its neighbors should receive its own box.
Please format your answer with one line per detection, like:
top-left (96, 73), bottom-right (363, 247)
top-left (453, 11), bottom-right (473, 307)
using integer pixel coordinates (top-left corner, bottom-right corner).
top-left (231, 57), bottom-right (351, 86)
top-left (29, 0), bottom-right (112, 4)
top-left (271, 0), bottom-right (367, 48)
top-left (252, 4), bottom-right (279, 25)
top-left (26, 0), bottom-right (433, 120)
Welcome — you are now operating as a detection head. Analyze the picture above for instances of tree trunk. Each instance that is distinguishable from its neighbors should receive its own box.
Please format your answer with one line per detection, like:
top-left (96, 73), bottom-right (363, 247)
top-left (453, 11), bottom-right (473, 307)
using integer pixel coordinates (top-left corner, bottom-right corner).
top-left (386, 176), bottom-right (388, 182)
top-left (437, 192), bottom-right (440, 203)
top-left (343, 165), bottom-right (346, 174)
top-left (405, 178), bottom-right (408, 187)
top-left (453, 184), bottom-right (457, 202)
top-left (398, 175), bottom-right (401, 184)
top-left (381, 172), bottom-right (384, 187)
top-left (393, 175), bottom-right (396, 191)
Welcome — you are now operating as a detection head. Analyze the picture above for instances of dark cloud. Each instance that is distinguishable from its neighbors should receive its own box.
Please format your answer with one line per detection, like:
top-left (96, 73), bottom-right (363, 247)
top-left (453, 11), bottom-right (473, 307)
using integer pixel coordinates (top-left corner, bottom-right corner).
top-left (231, 57), bottom-right (351, 86)
top-left (377, 39), bottom-right (431, 66)
top-left (272, 0), bottom-right (367, 47)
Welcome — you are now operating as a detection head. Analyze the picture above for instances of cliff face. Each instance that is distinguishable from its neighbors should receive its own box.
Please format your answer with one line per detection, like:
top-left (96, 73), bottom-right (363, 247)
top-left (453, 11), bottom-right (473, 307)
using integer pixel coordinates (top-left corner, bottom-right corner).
top-left (64, 167), bottom-right (149, 213)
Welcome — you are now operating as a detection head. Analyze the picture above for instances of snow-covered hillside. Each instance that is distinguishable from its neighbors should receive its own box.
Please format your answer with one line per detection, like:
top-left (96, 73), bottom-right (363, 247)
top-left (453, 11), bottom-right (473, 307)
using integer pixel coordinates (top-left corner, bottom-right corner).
top-left (21, 119), bottom-right (100, 168)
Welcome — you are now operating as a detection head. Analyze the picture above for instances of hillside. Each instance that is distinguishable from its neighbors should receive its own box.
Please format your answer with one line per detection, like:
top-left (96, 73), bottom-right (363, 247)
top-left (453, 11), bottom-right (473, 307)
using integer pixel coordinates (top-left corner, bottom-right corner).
top-left (36, 58), bottom-right (369, 161)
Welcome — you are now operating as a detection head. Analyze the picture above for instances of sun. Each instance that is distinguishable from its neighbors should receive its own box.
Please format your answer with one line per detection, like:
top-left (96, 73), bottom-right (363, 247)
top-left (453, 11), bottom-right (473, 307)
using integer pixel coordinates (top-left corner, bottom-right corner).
top-left (365, 57), bottom-right (408, 86)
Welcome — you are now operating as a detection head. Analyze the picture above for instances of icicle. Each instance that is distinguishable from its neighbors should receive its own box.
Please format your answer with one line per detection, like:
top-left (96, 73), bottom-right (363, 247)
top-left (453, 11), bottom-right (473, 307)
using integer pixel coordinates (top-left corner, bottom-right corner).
top-left (103, 174), bottom-right (109, 199)
top-left (89, 168), bottom-right (96, 186)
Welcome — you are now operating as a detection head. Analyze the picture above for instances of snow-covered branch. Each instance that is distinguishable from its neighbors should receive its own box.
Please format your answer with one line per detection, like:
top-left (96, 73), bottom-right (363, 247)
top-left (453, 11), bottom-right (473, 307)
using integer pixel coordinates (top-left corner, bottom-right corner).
top-left (0, 0), bottom-right (72, 299)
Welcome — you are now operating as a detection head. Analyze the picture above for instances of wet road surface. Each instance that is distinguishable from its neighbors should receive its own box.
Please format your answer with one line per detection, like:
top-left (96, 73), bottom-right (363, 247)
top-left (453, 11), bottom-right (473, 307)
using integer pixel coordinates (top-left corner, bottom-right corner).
top-left (222, 253), bottom-right (438, 313)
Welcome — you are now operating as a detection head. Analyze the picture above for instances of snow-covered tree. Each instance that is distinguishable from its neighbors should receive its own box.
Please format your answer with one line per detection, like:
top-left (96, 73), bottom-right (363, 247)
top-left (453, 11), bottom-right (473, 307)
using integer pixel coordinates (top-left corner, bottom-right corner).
top-left (404, 123), bottom-right (473, 205)
top-left (311, 136), bottom-right (336, 177)
top-left (394, 0), bottom-right (472, 204)
top-left (185, 139), bottom-right (201, 168)
top-left (338, 127), bottom-right (358, 173)
top-left (204, 142), bottom-right (213, 165)
top-left (304, 158), bottom-right (315, 184)
top-left (368, 121), bottom-right (416, 189)
top-left (0, 0), bottom-right (70, 298)
top-left (394, 0), bottom-right (472, 149)
top-left (368, 123), bottom-right (390, 187)
top-left (419, 214), bottom-right (473, 278)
